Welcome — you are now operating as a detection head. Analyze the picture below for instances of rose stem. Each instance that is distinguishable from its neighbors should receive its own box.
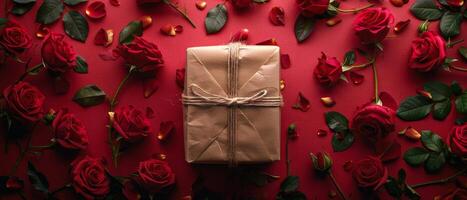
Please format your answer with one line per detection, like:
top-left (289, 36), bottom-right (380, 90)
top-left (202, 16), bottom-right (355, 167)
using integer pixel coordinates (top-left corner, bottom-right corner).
top-left (286, 135), bottom-right (291, 176)
top-left (447, 39), bottom-right (464, 48)
top-left (164, 0), bottom-right (197, 28)
top-left (50, 184), bottom-right (72, 196)
top-left (342, 58), bottom-right (376, 72)
top-left (409, 168), bottom-right (467, 189)
top-left (450, 65), bottom-right (467, 72)
top-left (16, 62), bottom-right (44, 84)
top-left (329, 171), bottom-right (349, 200)
top-left (372, 62), bottom-right (379, 104)
top-left (9, 132), bottom-right (33, 176)
top-left (337, 4), bottom-right (374, 14)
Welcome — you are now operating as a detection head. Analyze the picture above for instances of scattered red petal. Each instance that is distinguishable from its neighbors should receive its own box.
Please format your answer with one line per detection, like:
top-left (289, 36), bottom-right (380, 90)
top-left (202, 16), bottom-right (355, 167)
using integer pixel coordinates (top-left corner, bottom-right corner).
top-left (320, 97), bottom-right (336, 107)
top-left (390, 0), bottom-right (405, 7)
top-left (152, 153), bottom-right (167, 160)
top-left (140, 16), bottom-right (153, 29)
top-left (348, 71), bottom-right (364, 85)
top-left (269, 7), bottom-right (285, 26)
top-left (109, 0), bottom-right (120, 6)
top-left (416, 89), bottom-right (432, 99)
top-left (53, 76), bottom-right (70, 94)
top-left (174, 25), bottom-right (183, 33)
top-left (280, 54), bottom-right (291, 69)
top-left (86, 1), bottom-right (107, 19)
top-left (376, 139), bottom-right (401, 162)
top-left (195, 1), bottom-right (207, 10)
top-left (256, 38), bottom-right (278, 45)
top-left (143, 79), bottom-right (159, 98)
top-left (317, 129), bottom-right (328, 137)
top-left (36, 26), bottom-right (49, 39)
top-left (160, 24), bottom-right (177, 36)
top-left (158, 121), bottom-right (175, 141)
top-left (379, 91), bottom-right (398, 110)
top-left (399, 127), bottom-right (421, 140)
top-left (280, 80), bottom-right (285, 91)
top-left (94, 28), bottom-right (114, 47)
top-left (326, 17), bottom-right (342, 27)
top-left (292, 92), bottom-right (311, 112)
top-left (394, 19), bottom-right (410, 34)
top-left (230, 28), bottom-right (249, 43)
top-left (98, 51), bottom-right (118, 61)
top-left (176, 68), bottom-right (185, 89)
top-left (343, 160), bottom-right (353, 172)
top-left (146, 107), bottom-right (155, 119)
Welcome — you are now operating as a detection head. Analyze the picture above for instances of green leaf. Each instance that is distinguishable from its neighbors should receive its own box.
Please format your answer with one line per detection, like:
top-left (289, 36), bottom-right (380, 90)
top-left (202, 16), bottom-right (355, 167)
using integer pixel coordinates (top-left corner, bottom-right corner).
top-left (343, 50), bottom-right (356, 66)
top-left (27, 162), bottom-right (49, 194)
top-left (459, 47), bottom-right (467, 60)
top-left (11, 2), bottom-right (35, 16)
top-left (63, 0), bottom-right (88, 6)
top-left (420, 130), bottom-right (444, 152)
top-left (119, 20), bottom-right (143, 44)
top-left (63, 11), bottom-right (89, 42)
top-left (403, 147), bottom-right (430, 166)
top-left (440, 12), bottom-right (462, 38)
top-left (432, 100), bottom-right (451, 120)
top-left (74, 56), bottom-right (88, 74)
top-left (280, 176), bottom-right (299, 193)
top-left (0, 18), bottom-right (7, 32)
top-left (424, 152), bottom-right (445, 173)
top-left (204, 4), bottom-right (227, 34)
top-left (423, 81), bottom-right (451, 101)
top-left (451, 81), bottom-right (463, 96)
top-left (324, 111), bottom-right (349, 133)
top-left (294, 15), bottom-right (314, 43)
top-left (385, 177), bottom-right (403, 198)
top-left (410, 0), bottom-right (443, 20)
top-left (455, 93), bottom-right (467, 114)
top-left (397, 95), bottom-right (433, 121)
top-left (73, 84), bottom-right (106, 107)
top-left (35, 0), bottom-right (64, 25)
top-left (13, 0), bottom-right (36, 3)
top-left (398, 168), bottom-right (406, 183)
top-left (331, 131), bottom-right (354, 152)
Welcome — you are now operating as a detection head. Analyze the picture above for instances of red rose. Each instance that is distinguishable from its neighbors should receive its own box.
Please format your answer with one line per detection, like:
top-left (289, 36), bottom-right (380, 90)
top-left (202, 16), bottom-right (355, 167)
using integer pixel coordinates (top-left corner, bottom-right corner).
top-left (408, 31), bottom-right (446, 72)
top-left (447, 124), bottom-right (467, 159)
top-left (114, 36), bottom-right (164, 76)
top-left (112, 105), bottom-right (152, 142)
top-left (313, 52), bottom-right (342, 87)
top-left (231, 0), bottom-right (252, 9)
top-left (52, 108), bottom-right (88, 151)
top-left (0, 20), bottom-right (32, 55)
top-left (352, 7), bottom-right (394, 44)
top-left (41, 33), bottom-right (77, 73)
top-left (296, 0), bottom-right (330, 17)
top-left (351, 104), bottom-right (396, 143)
top-left (3, 82), bottom-right (45, 122)
top-left (136, 159), bottom-right (175, 194)
top-left (70, 156), bottom-right (110, 199)
top-left (136, 0), bottom-right (163, 5)
top-left (352, 156), bottom-right (387, 189)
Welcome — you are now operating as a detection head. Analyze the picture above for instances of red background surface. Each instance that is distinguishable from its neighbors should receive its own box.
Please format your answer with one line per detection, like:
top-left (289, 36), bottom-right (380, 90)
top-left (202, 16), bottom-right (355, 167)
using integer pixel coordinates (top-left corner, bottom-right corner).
top-left (1, 0), bottom-right (467, 199)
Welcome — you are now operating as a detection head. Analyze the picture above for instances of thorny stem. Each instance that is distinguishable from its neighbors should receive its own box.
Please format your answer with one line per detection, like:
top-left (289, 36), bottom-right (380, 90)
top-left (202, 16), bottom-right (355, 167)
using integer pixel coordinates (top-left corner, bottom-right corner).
top-left (447, 39), bottom-right (464, 48)
top-left (450, 65), bottom-right (467, 72)
top-left (336, 4), bottom-right (374, 13)
top-left (110, 66), bottom-right (136, 111)
top-left (329, 172), bottom-right (349, 200)
top-left (372, 62), bottom-right (379, 104)
top-left (16, 63), bottom-right (44, 84)
top-left (164, 0), bottom-right (197, 28)
top-left (342, 57), bottom-right (376, 72)
top-left (410, 168), bottom-right (467, 189)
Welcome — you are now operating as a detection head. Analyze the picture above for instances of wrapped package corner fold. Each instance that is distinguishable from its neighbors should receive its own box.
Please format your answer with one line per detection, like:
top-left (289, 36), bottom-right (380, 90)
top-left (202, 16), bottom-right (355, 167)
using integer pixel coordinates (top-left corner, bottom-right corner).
top-left (183, 44), bottom-right (282, 165)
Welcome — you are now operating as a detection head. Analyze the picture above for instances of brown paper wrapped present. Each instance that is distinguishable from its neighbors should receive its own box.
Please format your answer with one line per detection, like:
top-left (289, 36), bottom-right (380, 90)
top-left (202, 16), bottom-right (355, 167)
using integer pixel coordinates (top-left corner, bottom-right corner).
top-left (182, 43), bottom-right (282, 166)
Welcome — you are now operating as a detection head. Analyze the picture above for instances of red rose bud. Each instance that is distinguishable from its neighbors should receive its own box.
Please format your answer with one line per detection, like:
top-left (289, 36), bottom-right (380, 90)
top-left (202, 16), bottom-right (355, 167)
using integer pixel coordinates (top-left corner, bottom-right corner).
top-left (230, 28), bottom-right (249, 43)
top-left (256, 38), bottom-right (278, 45)
top-left (313, 52), bottom-right (342, 87)
top-left (310, 152), bottom-right (333, 172)
top-left (447, 124), bottom-right (467, 160)
top-left (140, 16), bottom-right (153, 29)
top-left (43, 109), bottom-right (56, 125)
top-left (352, 8), bottom-right (394, 44)
top-left (447, 0), bottom-right (464, 7)
top-left (196, 1), bottom-right (207, 10)
top-left (408, 31), bottom-right (446, 72)
top-left (269, 7), bottom-right (285, 26)
top-left (231, 0), bottom-right (252, 9)
top-left (86, 1), bottom-right (106, 19)
top-left (394, 19), bottom-right (410, 34)
top-left (351, 104), bottom-right (396, 143)
top-left (296, 0), bottom-right (330, 17)
top-left (287, 123), bottom-right (298, 138)
top-left (6, 176), bottom-right (24, 191)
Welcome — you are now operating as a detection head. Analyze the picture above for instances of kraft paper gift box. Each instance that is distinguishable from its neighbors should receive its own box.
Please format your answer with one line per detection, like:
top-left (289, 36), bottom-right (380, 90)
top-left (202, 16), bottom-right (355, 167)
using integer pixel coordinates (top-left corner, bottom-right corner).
top-left (182, 43), bottom-right (282, 165)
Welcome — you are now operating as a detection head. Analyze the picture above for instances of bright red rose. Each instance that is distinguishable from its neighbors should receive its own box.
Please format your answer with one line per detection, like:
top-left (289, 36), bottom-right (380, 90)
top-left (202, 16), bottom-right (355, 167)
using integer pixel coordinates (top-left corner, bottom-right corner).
top-left (136, 0), bottom-right (163, 5)
top-left (313, 52), bottom-right (342, 87)
top-left (41, 33), bottom-right (77, 73)
top-left (52, 108), bottom-right (88, 151)
top-left (70, 156), bottom-right (110, 199)
top-left (112, 105), bottom-right (152, 142)
top-left (231, 0), bottom-right (252, 9)
top-left (3, 82), bottom-right (45, 122)
top-left (136, 159), bottom-right (175, 194)
top-left (0, 20), bottom-right (32, 55)
top-left (351, 104), bottom-right (396, 143)
top-left (447, 124), bottom-right (467, 159)
top-left (408, 31), bottom-right (446, 72)
top-left (352, 7), bottom-right (394, 44)
top-left (296, 0), bottom-right (330, 17)
top-left (352, 156), bottom-right (387, 189)
top-left (114, 36), bottom-right (164, 76)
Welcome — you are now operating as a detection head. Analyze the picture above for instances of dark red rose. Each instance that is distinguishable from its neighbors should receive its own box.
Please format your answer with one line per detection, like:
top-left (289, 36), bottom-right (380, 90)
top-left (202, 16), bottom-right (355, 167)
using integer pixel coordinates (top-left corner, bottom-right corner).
top-left (52, 108), bottom-right (88, 151)
top-left (313, 52), bottom-right (342, 87)
top-left (352, 156), bottom-right (387, 189)
top-left (0, 20), bottom-right (32, 55)
top-left (231, 0), bottom-right (252, 9)
top-left (136, 0), bottom-right (163, 5)
top-left (408, 31), bottom-right (446, 72)
top-left (70, 156), bottom-right (110, 199)
top-left (296, 0), bottom-right (330, 17)
top-left (114, 36), bottom-right (164, 76)
top-left (112, 105), bottom-right (152, 142)
top-left (41, 33), bottom-right (77, 73)
top-left (136, 159), bottom-right (175, 194)
top-left (3, 82), bottom-right (45, 122)
top-left (352, 7), bottom-right (394, 44)
top-left (351, 104), bottom-right (396, 143)
top-left (447, 124), bottom-right (467, 160)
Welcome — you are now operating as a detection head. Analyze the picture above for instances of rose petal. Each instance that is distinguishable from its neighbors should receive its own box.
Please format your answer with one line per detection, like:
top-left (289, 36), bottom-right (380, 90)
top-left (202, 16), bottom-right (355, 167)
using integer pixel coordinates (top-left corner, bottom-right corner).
top-left (256, 38), bottom-right (278, 45)
top-left (317, 129), bottom-right (328, 137)
top-left (326, 17), bottom-right (342, 27)
top-left (390, 0), bottom-right (405, 7)
top-left (94, 28), bottom-right (114, 47)
top-left (378, 92), bottom-right (397, 110)
top-left (195, 1), bottom-right (207, 10)
top-left (143, 79), bottom-right (159, 98)
top-left (280, 54), bottom-right (291, 69)
top-left (416, 89), bottom-right (432, 99)
top-left (174, 25), bottom-right (183, 33)
top-left (36, 26), bottom-right (49, 39)
top-left (86, 1), bottom-right (107, 19)
top-left (160, 24), bottom-right (177, 36)
top-left (152, 153), bottom-right (167, 160)
top-left (230, 28), bottom-right (249, 43)
top-left (348, 71), bottom-right (364, 85)
top-left (99, 51), bottom-right (118, 61)
top-left (399, 127), bottom-right (421, 140)
top-left (320, 97), bottom-right (336, 107)
top-left (375, 140), bottom-right (401, 162)
top-left (394, 19), bottom-right (410, 34)
top-left (146, 107), bottom-right (154, 119)
top-left (176, 68), bottom-right (185, 89)
top-left (109, 0), bottom-right (120, 6)
top-left (158, 121), bottom-right (175, 141)
top-left (292, 92), bottom-right (311, 112)
top-left (269, 7), bottom-right (285, 26)
top-left (140, 16), bottom-right (153, 29)
top-left (280, 79), bottom-right (285, 91)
